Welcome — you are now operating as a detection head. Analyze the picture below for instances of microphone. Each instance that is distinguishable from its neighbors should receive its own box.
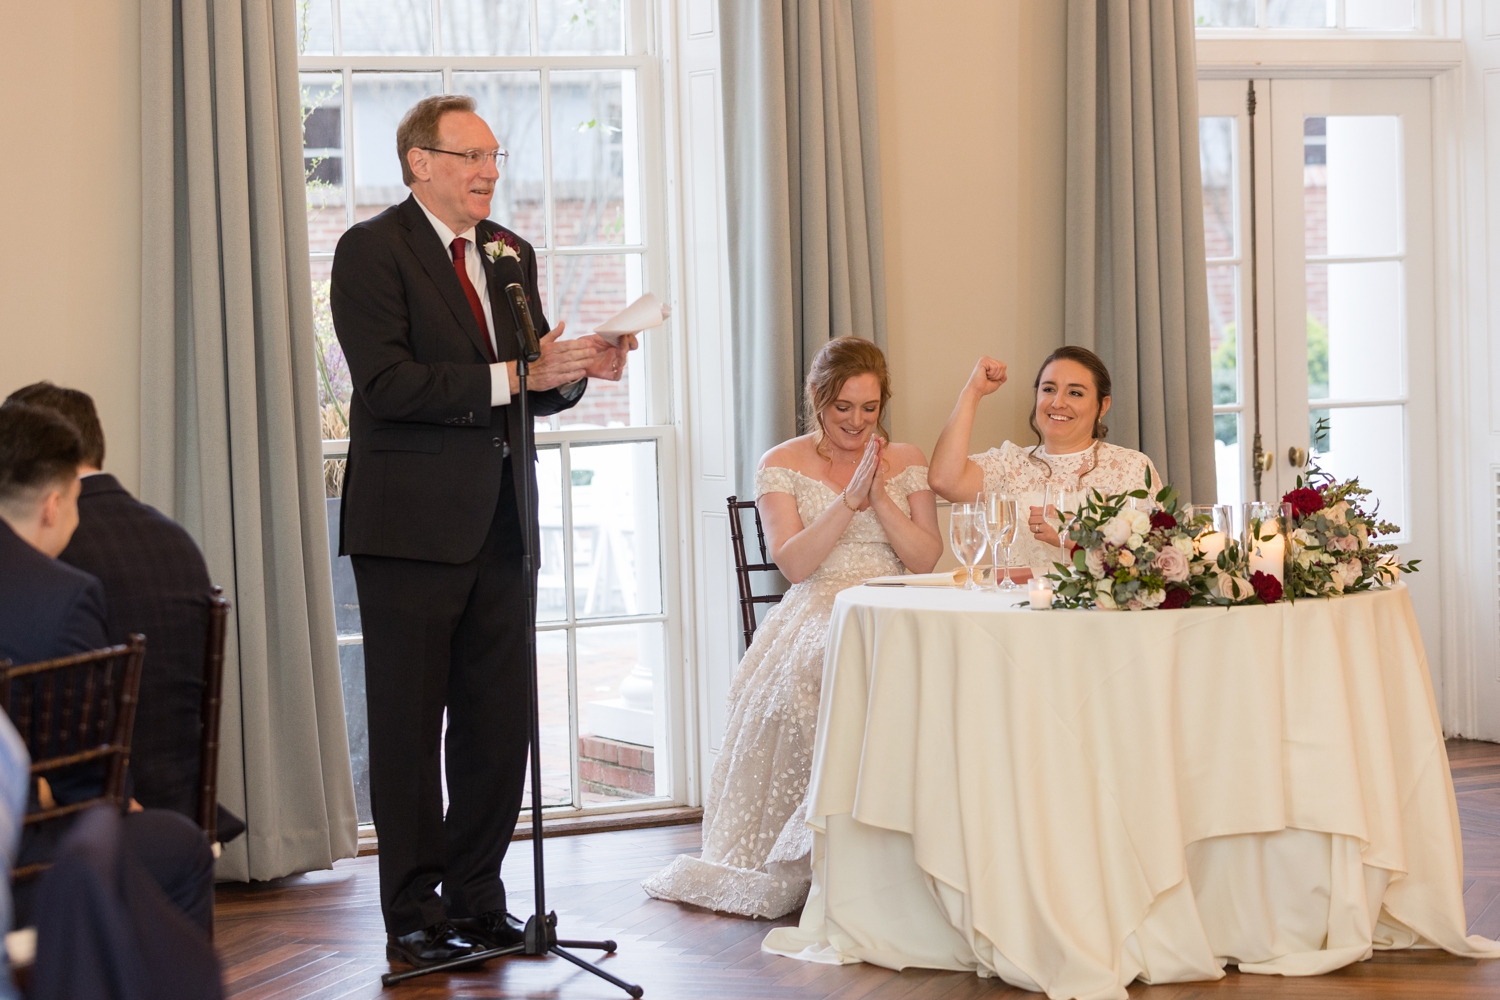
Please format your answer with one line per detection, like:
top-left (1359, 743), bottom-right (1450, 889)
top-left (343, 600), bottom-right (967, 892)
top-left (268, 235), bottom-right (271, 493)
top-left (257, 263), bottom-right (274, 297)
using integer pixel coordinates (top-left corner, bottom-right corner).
top-left (504, 284), bottom-right (542, 363)
top-left (495, 257), bottom-right (542, 363)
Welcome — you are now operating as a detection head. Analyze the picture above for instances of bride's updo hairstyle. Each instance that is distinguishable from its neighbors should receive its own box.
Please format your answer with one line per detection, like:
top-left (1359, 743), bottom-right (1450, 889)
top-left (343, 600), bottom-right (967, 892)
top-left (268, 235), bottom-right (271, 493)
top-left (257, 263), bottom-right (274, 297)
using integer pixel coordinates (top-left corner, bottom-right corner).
top-left (803, 337), bottom-right (892, 460)
top-left (1027, 345), bottom-right (1112, 480)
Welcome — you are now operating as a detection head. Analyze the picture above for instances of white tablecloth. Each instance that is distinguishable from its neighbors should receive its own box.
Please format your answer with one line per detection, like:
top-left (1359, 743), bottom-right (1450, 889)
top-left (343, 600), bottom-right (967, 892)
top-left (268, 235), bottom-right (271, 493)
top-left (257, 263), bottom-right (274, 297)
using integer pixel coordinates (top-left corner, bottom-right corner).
top-left (762, 584), bottom-right (1500, 1000)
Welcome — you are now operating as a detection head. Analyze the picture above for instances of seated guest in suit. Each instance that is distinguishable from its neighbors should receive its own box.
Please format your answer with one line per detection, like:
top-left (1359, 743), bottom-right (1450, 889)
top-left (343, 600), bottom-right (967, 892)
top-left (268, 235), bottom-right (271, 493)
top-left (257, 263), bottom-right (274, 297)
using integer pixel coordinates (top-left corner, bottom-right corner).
top-left (6, 383), bottom-right (244, 845)
top-left (0, 402), bottom-right (216, 933)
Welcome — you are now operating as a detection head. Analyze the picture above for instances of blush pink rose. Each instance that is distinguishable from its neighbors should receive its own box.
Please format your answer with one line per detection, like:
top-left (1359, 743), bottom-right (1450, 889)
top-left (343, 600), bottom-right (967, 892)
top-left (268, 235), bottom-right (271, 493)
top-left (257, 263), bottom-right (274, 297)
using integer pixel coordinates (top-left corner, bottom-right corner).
top-left (1153, 546), bottom-right (1190, 583)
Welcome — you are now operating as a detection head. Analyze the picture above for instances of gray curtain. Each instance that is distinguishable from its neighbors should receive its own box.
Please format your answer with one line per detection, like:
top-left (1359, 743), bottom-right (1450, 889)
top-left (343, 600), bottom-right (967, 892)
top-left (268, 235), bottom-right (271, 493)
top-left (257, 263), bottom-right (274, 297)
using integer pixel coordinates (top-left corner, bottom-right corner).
top-left (720, 0), bottom-right (888, 492)
top-left (140, 0), bottom-right (359, 880)
top-left (1064, 0), bottom-right (1218, 503)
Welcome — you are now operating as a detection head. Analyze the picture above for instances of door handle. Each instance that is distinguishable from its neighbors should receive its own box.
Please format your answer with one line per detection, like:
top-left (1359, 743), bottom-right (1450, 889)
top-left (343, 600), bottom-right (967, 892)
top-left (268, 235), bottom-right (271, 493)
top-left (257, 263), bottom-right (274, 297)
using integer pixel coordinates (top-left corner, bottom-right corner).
top-left (1288, 446), bottom-right (1308, 468)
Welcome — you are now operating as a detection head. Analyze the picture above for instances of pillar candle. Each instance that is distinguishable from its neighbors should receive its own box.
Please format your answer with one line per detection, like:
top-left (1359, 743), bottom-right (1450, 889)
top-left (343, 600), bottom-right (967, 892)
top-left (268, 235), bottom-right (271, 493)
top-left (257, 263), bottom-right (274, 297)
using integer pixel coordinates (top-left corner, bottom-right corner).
top-left (1198, 531), bottom-right (1227, 565)
top-left (1249, 524), bottom-right (1286, 584)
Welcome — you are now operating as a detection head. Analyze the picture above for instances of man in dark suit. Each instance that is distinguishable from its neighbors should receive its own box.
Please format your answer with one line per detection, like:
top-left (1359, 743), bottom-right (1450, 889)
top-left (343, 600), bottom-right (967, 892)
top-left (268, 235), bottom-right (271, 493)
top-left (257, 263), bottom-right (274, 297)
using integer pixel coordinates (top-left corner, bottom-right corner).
top-left (331, 94), bottom-right (635, 967)
top-left (0, 402), bottom-right (217, 934)
top-left (4, 383), bottom-right (243, 846)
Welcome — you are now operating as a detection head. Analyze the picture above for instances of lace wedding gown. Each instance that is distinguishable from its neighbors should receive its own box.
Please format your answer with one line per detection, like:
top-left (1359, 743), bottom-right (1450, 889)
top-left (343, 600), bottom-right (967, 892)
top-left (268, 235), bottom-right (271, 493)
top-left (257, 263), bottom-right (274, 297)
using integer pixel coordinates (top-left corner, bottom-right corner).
top-left (642, 463), bottom-right (931, 919)
top-left (974, 440), bottom-right (1160, 572)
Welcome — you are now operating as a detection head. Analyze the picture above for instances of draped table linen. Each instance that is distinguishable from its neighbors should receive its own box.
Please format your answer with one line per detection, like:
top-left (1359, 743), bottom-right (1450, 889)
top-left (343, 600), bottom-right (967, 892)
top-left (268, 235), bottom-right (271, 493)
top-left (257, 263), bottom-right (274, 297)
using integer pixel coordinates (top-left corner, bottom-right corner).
top-left (762, 584), bottom-right (1499, 999)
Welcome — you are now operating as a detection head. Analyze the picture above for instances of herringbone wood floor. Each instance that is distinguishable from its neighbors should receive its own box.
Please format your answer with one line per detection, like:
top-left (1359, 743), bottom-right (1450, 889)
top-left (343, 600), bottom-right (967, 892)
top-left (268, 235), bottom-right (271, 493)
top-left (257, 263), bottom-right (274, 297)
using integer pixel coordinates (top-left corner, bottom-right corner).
top-left (215, 739), bottom-right (1500, 999)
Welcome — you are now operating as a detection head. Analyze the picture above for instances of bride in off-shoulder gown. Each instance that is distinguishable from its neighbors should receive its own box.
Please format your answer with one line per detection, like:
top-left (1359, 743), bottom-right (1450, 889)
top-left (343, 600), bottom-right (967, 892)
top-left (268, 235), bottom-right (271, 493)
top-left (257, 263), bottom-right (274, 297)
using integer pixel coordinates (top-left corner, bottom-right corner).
top-left (643, 461), bottom-right (935, 918)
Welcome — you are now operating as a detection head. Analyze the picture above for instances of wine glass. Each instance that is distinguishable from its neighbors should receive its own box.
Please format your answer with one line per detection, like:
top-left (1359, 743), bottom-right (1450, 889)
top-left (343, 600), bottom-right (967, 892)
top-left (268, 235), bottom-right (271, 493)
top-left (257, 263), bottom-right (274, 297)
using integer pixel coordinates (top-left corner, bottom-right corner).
top-left (1043, 484), bottom-right (1075, 544)
top-left (978, 492), bottom-right (1022, 590)
top-left (949, 503), bottom-right (989, 591)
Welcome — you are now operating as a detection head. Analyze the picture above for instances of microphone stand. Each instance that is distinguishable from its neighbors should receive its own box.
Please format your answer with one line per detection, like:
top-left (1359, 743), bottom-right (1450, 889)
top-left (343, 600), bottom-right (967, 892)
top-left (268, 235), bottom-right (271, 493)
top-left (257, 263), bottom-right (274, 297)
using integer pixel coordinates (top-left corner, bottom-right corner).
top-left (381, 285), bottom-right (643, 997)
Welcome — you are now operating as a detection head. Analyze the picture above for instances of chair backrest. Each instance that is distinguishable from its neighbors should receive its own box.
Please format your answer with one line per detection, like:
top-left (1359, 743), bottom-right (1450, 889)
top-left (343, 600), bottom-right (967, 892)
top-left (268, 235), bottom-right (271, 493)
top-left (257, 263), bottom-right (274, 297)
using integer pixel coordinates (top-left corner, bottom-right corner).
top-left (727, 496), bottom-right (784, 647)
top-left (0, 635), bottom-right (146, 880)
top-left (197, 587), bottom-right (231, 844)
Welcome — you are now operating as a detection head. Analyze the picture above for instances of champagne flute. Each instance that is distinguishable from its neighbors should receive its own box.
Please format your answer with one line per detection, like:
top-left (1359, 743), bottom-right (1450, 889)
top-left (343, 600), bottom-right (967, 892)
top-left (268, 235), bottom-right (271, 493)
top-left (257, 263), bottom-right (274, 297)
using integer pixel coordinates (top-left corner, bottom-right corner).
top-left (979, 493), bottom-right (1022, 590)
top-left (1043, 483), bottom-right (1075, 545)
top-left (949, 503), bottom-right (989, 591)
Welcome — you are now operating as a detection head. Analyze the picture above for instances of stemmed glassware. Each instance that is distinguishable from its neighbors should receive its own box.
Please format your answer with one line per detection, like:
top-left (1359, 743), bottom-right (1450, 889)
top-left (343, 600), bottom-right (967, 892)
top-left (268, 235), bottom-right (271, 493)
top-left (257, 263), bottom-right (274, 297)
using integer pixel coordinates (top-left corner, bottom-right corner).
top-left (1043, 483), bottom-right (1076, 544)
top-left (977, 492), bottom-right (1021, 590)
top-left (949, 503), bottom-right (990, 591)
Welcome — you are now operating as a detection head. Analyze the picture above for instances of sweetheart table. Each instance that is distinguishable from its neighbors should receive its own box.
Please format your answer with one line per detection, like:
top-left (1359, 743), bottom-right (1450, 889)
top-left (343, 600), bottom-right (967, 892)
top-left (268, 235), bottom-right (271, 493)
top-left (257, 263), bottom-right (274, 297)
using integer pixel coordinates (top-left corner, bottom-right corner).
top-left (761, 583), bottom-right (1500, 1000)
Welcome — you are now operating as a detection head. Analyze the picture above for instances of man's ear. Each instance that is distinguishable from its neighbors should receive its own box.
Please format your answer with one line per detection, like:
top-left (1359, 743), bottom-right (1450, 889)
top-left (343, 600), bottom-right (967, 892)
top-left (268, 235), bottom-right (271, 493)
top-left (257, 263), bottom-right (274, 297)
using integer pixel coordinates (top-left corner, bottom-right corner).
top-left (36, 488), bottom-right (62, 530)
top-left (407, 146), bottom-right (431, 183)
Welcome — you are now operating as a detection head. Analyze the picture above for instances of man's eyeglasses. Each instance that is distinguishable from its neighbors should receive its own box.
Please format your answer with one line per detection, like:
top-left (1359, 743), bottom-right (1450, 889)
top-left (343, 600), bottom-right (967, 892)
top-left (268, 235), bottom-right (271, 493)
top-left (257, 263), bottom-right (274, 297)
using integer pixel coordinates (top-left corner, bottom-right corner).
top-left (420, 147), bottom-right (510, 168)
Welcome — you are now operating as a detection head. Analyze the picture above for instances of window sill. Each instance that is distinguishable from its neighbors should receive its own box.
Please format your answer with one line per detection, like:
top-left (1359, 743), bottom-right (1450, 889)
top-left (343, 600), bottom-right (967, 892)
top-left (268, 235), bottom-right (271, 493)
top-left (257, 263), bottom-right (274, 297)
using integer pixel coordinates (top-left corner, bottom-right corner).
top-left (354, 805), bottom-right (703, 857)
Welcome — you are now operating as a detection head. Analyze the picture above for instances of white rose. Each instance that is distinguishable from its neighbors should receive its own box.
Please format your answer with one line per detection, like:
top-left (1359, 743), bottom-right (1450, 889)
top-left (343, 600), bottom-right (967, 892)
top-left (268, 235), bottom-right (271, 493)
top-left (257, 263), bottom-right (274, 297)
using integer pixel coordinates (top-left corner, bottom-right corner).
top-left (1095, 589), bottom-right (1118, 610)
top-left (1339, 559), bottom-right (1363, 589)
top-left (502, 244), bottom-right (521, 261)
top-left (1171, 536), bottom-right (1194, 558)
top-left (1085, 547), bottom-right (1107, 579)
top-left (1140, 588), bottom-right (1166, 609)
top-left (1100, 515), bottom-right (1133, 547)
top-left (1153, 545), bottom-right (1190, 584)
top-left (1127, 533), bottom-right (1145, 550)
top-left (1215, 573), bottom-right (1252, 601)
top-left (1124, 508), bottom-right (1152, 539)
top-left (1326, 501), bottom-right (1349, 525)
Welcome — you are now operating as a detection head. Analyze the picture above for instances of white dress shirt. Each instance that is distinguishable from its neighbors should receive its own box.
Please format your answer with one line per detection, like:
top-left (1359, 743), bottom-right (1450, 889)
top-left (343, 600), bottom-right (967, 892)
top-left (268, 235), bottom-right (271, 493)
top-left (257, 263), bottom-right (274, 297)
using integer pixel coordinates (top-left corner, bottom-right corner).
top-left (414, 196), bottom-right (511, 408)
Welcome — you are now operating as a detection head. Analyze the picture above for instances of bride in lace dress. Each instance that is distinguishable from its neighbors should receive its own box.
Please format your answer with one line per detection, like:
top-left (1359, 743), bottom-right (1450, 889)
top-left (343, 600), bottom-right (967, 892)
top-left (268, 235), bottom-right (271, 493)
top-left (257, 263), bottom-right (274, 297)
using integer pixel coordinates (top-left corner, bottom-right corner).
top-left (929, 346), bottom-right (1161, 572)
top-left (643, 338), bottom-right (940, 919)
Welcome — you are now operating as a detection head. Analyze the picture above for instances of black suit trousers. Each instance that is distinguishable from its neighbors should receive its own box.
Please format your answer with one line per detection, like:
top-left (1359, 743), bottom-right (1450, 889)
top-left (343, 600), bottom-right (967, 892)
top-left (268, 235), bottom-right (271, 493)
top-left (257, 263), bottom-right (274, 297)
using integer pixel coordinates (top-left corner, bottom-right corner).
top-left (351, 458), bottom-right (532, 935)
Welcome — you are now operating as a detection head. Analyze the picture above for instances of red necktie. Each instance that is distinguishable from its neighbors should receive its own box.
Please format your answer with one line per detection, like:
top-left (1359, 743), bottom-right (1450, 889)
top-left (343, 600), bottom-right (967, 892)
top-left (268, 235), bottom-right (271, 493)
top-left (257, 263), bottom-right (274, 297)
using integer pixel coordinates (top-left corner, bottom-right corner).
top-left (450, 238), bottom-right (497, 363)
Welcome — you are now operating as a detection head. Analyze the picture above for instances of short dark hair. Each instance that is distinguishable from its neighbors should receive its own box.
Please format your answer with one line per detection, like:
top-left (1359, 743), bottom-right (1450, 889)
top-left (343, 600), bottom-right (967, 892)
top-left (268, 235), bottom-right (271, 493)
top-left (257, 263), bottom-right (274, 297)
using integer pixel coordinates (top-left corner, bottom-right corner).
top-left (5, 382), bottom-right (105, 468)
top-left (0, 403), bottom-right (83, 515)
top-left (396, 94), bottom-right (477, 186)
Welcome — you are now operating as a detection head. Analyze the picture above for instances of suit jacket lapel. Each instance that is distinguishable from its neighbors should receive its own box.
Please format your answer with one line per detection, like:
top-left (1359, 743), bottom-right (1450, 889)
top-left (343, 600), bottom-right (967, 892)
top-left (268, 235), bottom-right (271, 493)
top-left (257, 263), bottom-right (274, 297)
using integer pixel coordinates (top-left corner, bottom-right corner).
top-left (397, 196), bottom-right (494, 364)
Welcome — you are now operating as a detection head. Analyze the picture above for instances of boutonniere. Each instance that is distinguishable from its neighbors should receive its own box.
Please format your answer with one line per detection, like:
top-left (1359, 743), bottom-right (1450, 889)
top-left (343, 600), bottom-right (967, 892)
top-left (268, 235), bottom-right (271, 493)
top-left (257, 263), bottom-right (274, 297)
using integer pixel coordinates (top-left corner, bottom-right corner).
top-left (482, 231), bottom-right (522, 264)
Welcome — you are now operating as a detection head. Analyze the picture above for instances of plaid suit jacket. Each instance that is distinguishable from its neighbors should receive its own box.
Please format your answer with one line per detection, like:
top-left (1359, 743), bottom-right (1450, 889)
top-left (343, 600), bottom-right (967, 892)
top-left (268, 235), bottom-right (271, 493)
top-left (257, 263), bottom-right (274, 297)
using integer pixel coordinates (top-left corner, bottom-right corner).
top-left (58, 475), bottom-right (212, 820)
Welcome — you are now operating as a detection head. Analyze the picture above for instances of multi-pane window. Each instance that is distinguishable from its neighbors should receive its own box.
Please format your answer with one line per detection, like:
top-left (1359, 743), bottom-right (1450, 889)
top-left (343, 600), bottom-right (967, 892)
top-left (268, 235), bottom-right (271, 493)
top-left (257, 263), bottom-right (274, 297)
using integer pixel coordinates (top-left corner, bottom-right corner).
top-left (1195, 0), bottom-right (1418, 29)
top-left (1199, 116), bottom-right (1245, 505)
top-left (1301, 113), bottom-right (1410, 532)
top-left (298, 0), bottom-right (674, 822)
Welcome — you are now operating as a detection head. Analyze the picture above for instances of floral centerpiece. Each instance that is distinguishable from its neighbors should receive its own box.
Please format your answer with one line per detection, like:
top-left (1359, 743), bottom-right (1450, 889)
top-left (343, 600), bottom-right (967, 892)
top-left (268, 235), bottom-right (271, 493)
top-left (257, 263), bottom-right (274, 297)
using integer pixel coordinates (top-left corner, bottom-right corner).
top-left (1045, 473), bottom-right (1259, 610)
top-left (1281, 453), bottom-right (1419, 599)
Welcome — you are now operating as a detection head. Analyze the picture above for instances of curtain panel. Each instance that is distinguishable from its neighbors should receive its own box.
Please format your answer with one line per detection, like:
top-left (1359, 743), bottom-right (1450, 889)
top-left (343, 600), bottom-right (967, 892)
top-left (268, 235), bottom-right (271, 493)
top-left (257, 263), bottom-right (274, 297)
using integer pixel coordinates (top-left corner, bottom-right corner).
top-left (1064, 0), bottom-right (1218, 504)
top-left (140, 0), bottom-right (358, 880)
top-left (720, 0), bottom-right (888, 492)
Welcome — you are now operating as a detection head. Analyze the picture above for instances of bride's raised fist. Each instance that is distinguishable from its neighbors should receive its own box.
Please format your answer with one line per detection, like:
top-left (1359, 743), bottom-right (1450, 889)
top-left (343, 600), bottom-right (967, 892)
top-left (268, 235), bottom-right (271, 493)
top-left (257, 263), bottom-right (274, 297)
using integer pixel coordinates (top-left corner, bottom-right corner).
top-left (965, 356), bottom-right (1007, 397)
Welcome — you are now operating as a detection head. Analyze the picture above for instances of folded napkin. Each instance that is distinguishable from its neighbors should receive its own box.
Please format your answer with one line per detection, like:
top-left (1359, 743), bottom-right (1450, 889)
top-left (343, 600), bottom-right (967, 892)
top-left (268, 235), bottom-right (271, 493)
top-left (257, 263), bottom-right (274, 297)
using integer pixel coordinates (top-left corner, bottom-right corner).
top-left (863, 569), bottom-right (967, 587)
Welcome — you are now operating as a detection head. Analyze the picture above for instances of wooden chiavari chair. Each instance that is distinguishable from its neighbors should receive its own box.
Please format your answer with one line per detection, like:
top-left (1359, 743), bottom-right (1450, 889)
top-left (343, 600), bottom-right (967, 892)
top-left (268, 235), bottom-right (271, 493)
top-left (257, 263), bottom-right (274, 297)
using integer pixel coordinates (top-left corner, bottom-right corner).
top-left (727, 496), bottom-right (784, 648)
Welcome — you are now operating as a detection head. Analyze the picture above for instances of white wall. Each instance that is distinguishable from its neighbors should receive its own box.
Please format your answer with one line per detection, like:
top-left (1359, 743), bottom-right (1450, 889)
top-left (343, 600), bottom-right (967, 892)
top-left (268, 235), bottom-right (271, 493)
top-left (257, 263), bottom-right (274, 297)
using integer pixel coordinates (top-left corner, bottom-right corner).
top-left (0, 2), bottom-right (142, 494)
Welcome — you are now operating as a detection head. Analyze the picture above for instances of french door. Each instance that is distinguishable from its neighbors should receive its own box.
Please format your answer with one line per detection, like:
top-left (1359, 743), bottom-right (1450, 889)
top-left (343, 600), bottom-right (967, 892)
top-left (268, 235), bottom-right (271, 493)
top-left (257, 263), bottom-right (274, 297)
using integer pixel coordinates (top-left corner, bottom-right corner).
top-left (1198, 77), bottom-right (1439, 656)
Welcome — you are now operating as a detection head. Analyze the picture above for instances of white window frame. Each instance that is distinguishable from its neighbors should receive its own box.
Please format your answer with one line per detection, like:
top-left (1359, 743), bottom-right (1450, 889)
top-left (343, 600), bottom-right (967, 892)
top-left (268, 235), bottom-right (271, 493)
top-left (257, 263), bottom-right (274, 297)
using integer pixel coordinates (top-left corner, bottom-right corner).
top-left (1195, 25), bottom-right (1478, 738)
top-left (303, 0), bottom-right (693, 822)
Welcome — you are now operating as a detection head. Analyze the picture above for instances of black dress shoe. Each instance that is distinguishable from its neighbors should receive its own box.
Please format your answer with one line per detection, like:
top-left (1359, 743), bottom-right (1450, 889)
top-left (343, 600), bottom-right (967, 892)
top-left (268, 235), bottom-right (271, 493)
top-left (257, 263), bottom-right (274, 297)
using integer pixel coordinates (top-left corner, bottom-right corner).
top-left (386, 922), bottom-right (479, 967)
top-left (450, 910), bottom-right (527, 949)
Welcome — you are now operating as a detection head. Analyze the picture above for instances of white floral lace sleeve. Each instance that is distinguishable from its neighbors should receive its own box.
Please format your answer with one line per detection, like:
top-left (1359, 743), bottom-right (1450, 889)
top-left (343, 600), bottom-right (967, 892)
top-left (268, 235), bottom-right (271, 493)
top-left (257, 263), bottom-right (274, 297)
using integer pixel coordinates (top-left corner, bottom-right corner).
top-left (754, 465), bottom-right (802, 500)
top-left (885, 464), bottom-right (930, 503)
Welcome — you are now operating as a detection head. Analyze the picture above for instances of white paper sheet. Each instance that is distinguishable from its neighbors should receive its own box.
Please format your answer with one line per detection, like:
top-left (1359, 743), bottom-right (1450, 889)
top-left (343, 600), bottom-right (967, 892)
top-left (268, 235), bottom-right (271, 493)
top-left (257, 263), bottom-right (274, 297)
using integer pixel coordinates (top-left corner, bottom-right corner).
top-left (594, 292), bottom-right (671, 344)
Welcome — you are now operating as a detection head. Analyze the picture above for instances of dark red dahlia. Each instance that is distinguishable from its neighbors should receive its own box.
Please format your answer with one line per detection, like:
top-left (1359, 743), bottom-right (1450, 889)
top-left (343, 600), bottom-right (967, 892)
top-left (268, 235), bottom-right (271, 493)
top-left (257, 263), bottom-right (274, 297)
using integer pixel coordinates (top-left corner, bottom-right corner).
top-left (1149, 511), bottom-right (1178, 531)
top-left (1160, 586), bottom-right (1191, 610)
top-left (1250, 571), bottom-right (1283, 604)
top-left (1282, 487), bottom-right (1324, 519)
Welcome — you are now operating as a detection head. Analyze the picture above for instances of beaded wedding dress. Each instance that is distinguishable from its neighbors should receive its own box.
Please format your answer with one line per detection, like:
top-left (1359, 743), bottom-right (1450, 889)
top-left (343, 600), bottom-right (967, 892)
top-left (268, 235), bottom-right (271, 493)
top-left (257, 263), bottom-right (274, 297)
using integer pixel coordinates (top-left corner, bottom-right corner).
top-left (642, 463), bottom-right (931, 919)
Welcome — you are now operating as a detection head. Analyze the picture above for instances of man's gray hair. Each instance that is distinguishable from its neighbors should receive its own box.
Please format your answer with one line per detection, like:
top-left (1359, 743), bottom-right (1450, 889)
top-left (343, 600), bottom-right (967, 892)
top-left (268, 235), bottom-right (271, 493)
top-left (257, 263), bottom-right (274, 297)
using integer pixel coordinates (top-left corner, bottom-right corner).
top-left (396, 94), bottom-right (477, 186)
